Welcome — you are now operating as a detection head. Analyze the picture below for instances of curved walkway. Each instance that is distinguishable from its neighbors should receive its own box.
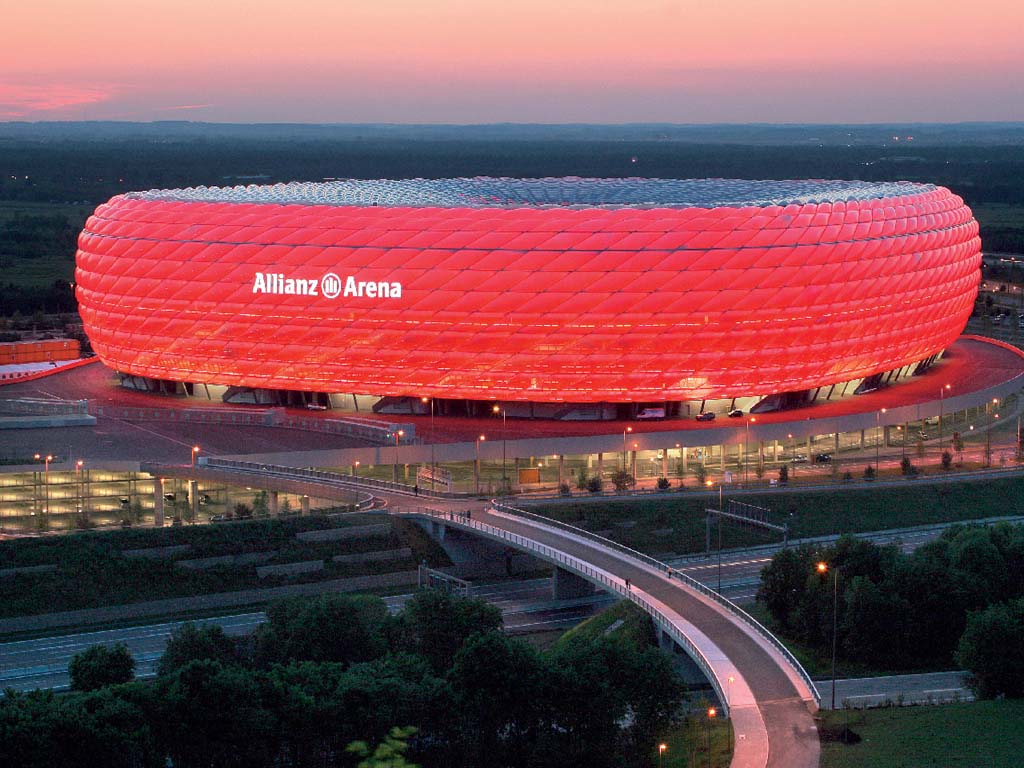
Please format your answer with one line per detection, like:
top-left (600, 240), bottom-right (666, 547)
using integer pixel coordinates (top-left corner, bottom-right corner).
top-left (156, 461), bottom-right (820, 768)
top-left (397, 503), bottom-right (819, 768)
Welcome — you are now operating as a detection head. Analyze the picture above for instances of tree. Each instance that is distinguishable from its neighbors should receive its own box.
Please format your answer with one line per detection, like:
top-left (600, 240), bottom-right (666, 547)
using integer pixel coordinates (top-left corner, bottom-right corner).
top-left (347, 726), bottom-right (421, 768)
top-left (863, 465), bottom-right (875, 480)
top-left (252, 491), bottom-right (269, 517)
top-left (158, 622), bottom-right (238, 677)
top-left (610, 470), bottom-right (635, 492)
top-left (778, 464), bottom-right (788, 486)
top-left (255, 594), bottom-right (391, 666)
top-left (575, 468), bottom-right (588, 491)
top-left (586, 476), bottom-right (603, 493)
top-left (692, 463), bottom-right (708, 486)
top-left (900, 456), bottom-right (916, 476)
top-left (756, 546), bottom-right (817, 631)
top-left (69, 644), bottom-right (135, 692)
top-left (941, 450), bottom-right (953, 471)
top-left (397, 590), bottom-right (503, 673)
top-left (956, 598), bottom-right (1024, 698)
top-left (656, 476), bottom-right (670, 491)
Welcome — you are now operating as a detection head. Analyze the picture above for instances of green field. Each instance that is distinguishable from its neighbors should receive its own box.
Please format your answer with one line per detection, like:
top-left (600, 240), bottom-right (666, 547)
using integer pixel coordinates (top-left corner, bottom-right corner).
top-left (819, 700), bottom-right (1024, 768)
top-left (530, 475), bottom-right (1024, 557)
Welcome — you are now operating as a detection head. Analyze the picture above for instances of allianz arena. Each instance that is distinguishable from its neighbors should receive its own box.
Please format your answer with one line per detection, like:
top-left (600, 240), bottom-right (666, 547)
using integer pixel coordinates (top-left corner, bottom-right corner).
top-left (75, 178), bottom-right (981, 409)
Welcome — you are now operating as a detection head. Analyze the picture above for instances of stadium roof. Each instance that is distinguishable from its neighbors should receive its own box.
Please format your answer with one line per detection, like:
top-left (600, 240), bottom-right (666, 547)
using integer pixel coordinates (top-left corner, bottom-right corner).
top-left (127, 177), bottom-right (937, 210)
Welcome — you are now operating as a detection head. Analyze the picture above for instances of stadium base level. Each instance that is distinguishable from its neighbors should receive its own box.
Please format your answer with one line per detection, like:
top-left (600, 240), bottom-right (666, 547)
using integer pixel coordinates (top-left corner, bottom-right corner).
top-left (116, 351), bottom-right (943, 421)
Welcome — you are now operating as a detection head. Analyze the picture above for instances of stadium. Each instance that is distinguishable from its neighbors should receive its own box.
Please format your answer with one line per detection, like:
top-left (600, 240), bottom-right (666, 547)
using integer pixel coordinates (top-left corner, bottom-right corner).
top-left (75, 178), bottom-right (981, 419)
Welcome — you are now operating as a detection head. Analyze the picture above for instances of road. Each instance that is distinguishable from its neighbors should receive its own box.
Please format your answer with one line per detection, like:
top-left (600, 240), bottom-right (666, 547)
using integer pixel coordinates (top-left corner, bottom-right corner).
top-left (819, 671), bottom-right (973, 710)
top-left (0, 578), bottom-right (613, 695)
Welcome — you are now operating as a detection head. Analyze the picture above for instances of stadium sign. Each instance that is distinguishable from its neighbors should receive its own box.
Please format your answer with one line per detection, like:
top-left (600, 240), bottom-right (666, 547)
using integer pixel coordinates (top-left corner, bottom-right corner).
top-left (252, 272), bottom-right (402, 299)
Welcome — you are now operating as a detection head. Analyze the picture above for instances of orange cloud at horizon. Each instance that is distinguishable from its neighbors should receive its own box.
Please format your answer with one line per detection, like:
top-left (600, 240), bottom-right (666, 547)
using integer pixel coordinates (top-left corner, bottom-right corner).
top-left (4, 0), bottom-right (1023, 122)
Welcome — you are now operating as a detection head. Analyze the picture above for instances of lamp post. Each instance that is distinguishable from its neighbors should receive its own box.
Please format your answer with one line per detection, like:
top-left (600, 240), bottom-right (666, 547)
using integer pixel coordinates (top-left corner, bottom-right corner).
top-left (658, 743), bottom-right (667, 768)
top-left (706, 707), bottom-right (717, 768)
top-left (422, 397), bottom-right (435, 489)
top-left (939, 384), bottom-right (951, 445)
top-left (744, 417), bottom-right (756, 484)
top-left (622, 426), bottom-right (633, 472)
top-left (706, 479), bottom-right (724, 592)
top-left (75, 459), bottom-right (85, 523)
top-left (475, 434), bottom-right (486, 494)
top-left (34, 453), bottom-right (53, 518)
top-left (191, 445), bottom-right (200, 470)
top-left (351, 460), bottom-right (360, 476)
top-left (875, 408), bottom-right (886, 474)
top-left (392, 429), bottom-right (405, 483)
top-left (493, 404), bottom-right (507, 489)
top-left (817, 561), bottom-right (839, 710)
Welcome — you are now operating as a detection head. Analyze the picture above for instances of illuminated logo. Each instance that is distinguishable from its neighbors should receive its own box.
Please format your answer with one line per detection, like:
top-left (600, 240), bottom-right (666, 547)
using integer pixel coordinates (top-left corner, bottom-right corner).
top-left (252, 271), bottom-right (402, 300)
top-left (321, 272), bottom-right (342, 299)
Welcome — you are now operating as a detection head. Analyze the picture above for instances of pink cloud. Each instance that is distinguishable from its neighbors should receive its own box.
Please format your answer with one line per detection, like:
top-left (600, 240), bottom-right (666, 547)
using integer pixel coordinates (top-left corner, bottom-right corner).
top-left (0, 82), bottom-right (114, 118)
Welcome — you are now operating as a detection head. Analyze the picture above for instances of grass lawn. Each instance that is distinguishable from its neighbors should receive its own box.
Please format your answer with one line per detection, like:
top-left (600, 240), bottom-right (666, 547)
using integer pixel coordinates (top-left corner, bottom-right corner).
top-left (819, 700), bottom-right (1024, 768)
top-left (530, 476), bottom-right (1024, 557)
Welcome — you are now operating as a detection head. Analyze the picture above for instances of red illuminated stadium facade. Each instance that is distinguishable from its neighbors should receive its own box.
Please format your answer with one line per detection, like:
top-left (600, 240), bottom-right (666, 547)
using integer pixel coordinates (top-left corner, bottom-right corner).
top-left (75, 178), bottom-right (981, 413)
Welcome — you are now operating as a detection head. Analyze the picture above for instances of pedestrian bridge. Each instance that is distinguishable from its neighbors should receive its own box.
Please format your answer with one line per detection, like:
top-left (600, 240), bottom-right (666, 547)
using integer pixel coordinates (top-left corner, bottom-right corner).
top-left (185, 459), bottom-right (821, 768)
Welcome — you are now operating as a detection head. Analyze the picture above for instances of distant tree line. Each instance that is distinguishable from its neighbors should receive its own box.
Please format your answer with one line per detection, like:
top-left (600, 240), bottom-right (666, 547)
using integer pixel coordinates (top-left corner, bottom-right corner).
top-left (0, 590), bottom-right (684, 768)
top-left (757, 524), bottom-right (1024, 698)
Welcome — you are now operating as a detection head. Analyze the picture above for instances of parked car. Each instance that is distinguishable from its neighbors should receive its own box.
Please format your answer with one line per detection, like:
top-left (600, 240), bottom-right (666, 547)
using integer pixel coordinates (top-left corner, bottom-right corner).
top-left (814, 453), bottom-right (832, 463)
top-left (696, 411), bottom-right (716, 422)
top-left (790, 454), bottom-right (808, 463)
top-left (728, 409), bottom-right (743, 418)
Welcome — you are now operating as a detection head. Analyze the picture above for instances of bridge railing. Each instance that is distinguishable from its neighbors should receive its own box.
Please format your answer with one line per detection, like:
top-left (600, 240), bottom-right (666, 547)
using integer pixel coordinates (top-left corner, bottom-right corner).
top-left (199, 458), bottom-right (472, 500)
top-left (393, 506), bottom-right (729, 715)
top-left (191, 459), bottom-right (377, 509)
top-left (491, 500), bottom-right (820, 708)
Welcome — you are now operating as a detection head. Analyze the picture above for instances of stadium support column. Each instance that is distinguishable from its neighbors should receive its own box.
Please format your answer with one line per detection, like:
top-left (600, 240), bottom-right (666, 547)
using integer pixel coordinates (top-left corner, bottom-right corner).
top-left (153, 480), bottom-right (164, 528)
top-left (682, 447), bottom-right (688, 474)
top-left (269, 491), bottom-right (279, 516)
top-left (662, 450), bottom-right (668, 478)
top-left (597, 452), bottom-right (604, 479)
top-left (558, 455), bottom-right (564, 487)
top-left (301, 495), bottom-right (310, 515)
top-left (807, 435), bottom-right (813, 457)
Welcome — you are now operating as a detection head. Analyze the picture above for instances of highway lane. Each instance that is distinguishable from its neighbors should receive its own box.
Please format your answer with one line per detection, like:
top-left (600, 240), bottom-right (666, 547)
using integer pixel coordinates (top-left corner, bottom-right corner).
top-left (0, 578), bottom-right (613, 695)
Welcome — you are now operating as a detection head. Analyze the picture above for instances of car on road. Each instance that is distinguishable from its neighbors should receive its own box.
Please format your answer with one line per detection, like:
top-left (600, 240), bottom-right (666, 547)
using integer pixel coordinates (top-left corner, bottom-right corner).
top-left (790, 454), bottom-right (808, 463)
top-left (814, 453), bottom-right (832, 463)
top-left (696, 411), bottom-right (716, 422)
top-left (728, 409), bottom-right (743, 418)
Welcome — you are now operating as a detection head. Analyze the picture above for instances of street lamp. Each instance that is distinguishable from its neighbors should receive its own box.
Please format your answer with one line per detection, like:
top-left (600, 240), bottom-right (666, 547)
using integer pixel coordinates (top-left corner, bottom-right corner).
top-left (706, 479), bottom-right (724, 592)
top-left (191, 445), bottom-right (200, 469)
top-left (493, 404), bottom-right (507, 489)
top-left (475, 434), bottom-right (486, 494)
top-left (352, 460), bottom-right (360, 476)
top-left (706, 707), bottom-right (717, 768)
top-left (75, 459), bottom-right (85, 523)
top-left (817, 561), bottom-right (839, 710)
top-left (392, 429), bottom-right (405, 483)
top-left (622, 426), bottom-right (633, 472)
top-left (658, 742), bottom-right (667, 768)
top-left (744, 417), bottom-right (756, 484)
top-left (34, 453), bottom-right (53, 517)
top-left (875, 408), bottom-right (887, 474)
top-left (939, 384), bottom-right (951, 444)
top-left (422, 397), bottom-right (435, 489)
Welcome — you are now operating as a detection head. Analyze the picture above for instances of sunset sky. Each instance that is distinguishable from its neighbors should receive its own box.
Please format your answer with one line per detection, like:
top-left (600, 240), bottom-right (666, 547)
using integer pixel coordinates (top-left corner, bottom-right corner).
top-left (3, 0), bottom-right (1023, 123)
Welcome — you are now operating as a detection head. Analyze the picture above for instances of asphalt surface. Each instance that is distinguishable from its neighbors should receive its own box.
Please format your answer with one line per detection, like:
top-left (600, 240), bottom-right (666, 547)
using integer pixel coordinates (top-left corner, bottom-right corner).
top-left (0, 578), bottom-right (613, 695)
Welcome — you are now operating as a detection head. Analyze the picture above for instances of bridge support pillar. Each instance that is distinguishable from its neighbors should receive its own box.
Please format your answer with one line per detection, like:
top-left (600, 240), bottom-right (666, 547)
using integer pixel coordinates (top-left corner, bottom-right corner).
top-left (682, 447), bottom-right (688, 474)
top-left (558, 455), bottom-right (564, 487)
top-left (269, 490), bottom-right (279, 516)
top-left (552, 567), bottom-right (596, 599)
top-left (301, 495), bottom-right (310, 515)
top-left (153, 480), bottom-right (164, 527)
top-left (597, 453), bottom-right (604, 479)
